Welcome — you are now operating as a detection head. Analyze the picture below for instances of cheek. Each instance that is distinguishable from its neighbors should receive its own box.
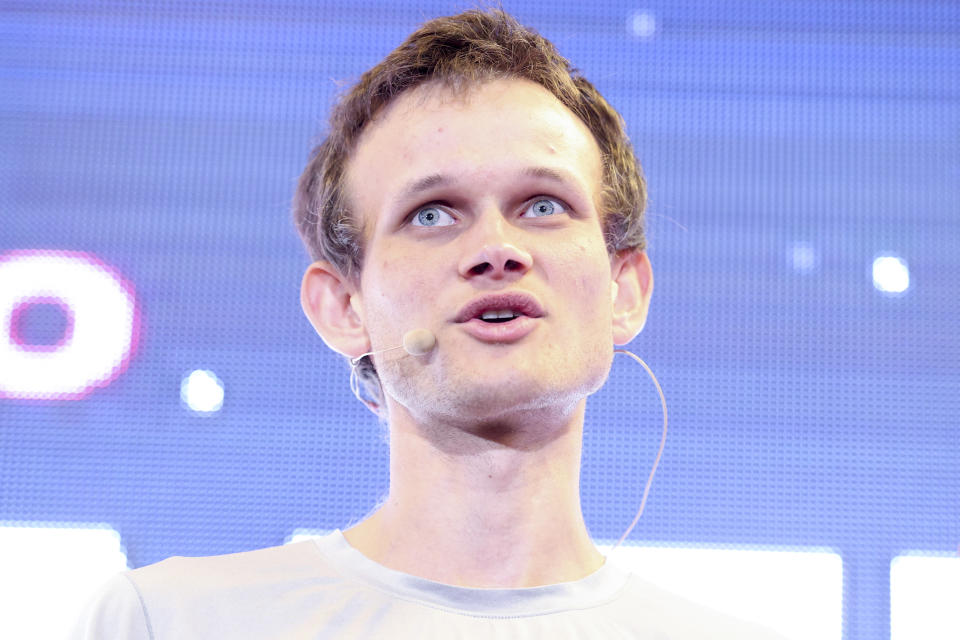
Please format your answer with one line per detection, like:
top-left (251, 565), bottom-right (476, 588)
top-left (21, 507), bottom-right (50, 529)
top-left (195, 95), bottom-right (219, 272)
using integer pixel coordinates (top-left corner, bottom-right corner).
top-left (366, 258), bottom-right (434, 322)
top-left (563, 246), bottom-right (613, 307)
top-left (577, 270), bottom-right (616, 333)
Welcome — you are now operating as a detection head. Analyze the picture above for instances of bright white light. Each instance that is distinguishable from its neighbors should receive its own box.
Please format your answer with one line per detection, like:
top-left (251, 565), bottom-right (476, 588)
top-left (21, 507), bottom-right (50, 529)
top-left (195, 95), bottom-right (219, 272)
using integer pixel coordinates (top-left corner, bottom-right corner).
top-left (628, 10), bottom-right (657, 39)
top-left (285, 528), bottom-right (334, 544)
top-left (790, 241), bottom-right (818, 273)
top-left (0, 523), bottom-right (128, 640)
top-left (891, 552), bottom-right (960, 640)
top-left (598, 542), bottom-right (842, 640)
top-left (182, 369), bottom-right (225, 413)
top-left (0, 250), bottom-right (138, 399)
top-left (872, 254), bottom-right (910, 294)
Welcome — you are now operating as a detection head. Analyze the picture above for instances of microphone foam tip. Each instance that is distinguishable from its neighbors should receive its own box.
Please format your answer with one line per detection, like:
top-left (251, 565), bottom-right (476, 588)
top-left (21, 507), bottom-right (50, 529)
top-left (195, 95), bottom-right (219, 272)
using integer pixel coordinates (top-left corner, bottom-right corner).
top-left (402, 328), bottom-right (436, 356)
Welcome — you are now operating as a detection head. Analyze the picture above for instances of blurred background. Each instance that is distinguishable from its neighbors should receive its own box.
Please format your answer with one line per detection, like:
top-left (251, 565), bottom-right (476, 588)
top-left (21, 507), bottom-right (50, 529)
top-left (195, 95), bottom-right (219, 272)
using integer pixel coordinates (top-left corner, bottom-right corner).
top-left (1, 1), bottom-right (958, 638)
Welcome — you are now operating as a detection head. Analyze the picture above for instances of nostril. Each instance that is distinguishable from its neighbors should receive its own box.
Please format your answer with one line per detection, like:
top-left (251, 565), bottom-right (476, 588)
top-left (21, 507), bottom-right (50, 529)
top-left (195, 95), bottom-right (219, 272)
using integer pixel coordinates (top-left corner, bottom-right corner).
top-left (504, 259), bottom-right (524, 272)
top-left (470, 263), bottom-right (491, 276)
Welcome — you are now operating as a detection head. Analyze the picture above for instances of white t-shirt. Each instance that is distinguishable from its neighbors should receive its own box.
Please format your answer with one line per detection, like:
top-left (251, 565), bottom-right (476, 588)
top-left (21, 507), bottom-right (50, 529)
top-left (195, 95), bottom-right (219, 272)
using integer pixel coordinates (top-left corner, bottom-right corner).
top-left (71, 530), bottom-right (787, 639)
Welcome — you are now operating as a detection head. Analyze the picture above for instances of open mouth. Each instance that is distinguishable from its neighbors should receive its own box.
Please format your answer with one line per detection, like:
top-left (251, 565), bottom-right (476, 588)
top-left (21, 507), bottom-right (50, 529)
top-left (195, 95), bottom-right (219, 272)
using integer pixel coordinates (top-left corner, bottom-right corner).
top-left (454, 293), bottom-right (543, 342)
top-left (454, 292), bottom-right (545, 327)
top-left (479, 310), bottom-right (522, 323)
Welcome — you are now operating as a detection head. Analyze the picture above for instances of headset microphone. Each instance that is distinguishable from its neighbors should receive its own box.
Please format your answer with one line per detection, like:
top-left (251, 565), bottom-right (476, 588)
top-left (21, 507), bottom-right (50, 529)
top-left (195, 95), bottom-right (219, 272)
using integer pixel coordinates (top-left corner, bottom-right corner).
top-left (349, 329), bottom-right (437, 408)
top-left (349, 329), bottom-right (437, 366)
top-left (347, 332), bottom-right (666, 555)
top-left (610, 349), bottom-right (668, 553)
top-left (401, 328), bottom-right (437, 356)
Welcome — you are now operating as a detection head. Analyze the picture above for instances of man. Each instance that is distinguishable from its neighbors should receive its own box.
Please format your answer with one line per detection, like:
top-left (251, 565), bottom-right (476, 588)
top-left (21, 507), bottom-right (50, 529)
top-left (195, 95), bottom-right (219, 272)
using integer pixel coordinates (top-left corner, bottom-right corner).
top-left (73, 9), bottom-right (785, 638)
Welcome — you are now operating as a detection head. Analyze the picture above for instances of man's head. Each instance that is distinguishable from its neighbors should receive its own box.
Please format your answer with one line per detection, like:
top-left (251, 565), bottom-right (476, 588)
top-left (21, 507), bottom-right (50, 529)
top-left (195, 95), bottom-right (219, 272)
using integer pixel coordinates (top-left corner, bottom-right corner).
top-left (296, 9), bottom-right (651, 415)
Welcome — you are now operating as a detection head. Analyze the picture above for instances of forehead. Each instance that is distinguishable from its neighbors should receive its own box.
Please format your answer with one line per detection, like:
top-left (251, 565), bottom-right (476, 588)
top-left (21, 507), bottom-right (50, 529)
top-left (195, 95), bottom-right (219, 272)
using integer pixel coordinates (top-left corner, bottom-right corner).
top-left (343, 78), bottom-right (604, 232)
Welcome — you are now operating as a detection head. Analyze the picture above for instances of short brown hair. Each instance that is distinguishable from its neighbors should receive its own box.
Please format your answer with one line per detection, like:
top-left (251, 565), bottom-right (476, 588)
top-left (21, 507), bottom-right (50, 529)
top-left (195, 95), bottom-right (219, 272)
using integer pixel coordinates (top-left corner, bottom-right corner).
top-left (294, 9), bottom-right (646, 409)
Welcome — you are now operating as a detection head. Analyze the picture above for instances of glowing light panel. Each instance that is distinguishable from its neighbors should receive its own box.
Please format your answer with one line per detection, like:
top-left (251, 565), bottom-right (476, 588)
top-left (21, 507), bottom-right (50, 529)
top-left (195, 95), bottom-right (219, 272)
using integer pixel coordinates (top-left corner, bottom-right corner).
top-left (891, 552), bottom-right (960, 640)
top-left (285, 528), bottom-right (335, 544)
top-left (0, 523), bottom-right (128, 640)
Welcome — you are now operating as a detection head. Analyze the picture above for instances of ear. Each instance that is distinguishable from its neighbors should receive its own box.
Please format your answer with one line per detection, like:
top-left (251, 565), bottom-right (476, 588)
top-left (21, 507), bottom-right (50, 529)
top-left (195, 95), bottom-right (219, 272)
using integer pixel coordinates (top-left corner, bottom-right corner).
top-left (610, 249), bottom-right (653, 346)
top-left (300, 261), bottom-right (371, 358)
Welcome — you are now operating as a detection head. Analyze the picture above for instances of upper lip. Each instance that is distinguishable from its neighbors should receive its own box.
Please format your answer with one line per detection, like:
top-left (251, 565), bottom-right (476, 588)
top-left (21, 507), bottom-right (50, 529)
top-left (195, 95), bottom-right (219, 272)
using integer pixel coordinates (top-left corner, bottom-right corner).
top-left (453, 292), bottom-right (545, 323)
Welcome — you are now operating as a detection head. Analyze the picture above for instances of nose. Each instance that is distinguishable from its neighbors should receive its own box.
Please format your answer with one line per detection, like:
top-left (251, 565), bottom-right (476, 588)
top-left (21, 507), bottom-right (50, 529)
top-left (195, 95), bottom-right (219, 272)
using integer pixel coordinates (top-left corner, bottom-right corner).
top-left (457, 215), bottom-right (533, 281)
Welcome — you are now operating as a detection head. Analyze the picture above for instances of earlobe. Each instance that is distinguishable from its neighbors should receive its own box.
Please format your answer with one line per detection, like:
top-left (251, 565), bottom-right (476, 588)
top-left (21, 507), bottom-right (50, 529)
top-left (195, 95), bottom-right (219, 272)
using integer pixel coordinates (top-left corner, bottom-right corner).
top-left (610, 249), bottom-right (653, 345)
top-left (300, 261), bottom-right (371, 358)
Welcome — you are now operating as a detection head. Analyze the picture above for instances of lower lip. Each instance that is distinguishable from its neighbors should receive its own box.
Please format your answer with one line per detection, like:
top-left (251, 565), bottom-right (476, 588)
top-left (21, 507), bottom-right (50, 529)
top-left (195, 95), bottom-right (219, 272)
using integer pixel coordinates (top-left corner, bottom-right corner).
top-left (459, 316), bottom-right (538, 343)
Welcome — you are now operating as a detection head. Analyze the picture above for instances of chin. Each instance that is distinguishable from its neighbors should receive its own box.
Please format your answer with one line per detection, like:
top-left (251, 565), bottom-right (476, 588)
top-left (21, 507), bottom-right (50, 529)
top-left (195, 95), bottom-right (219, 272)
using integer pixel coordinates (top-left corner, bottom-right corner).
top-left (404, 363), bottom-right (610, 429)
top-left (380, 337), bottom-right (613, 423)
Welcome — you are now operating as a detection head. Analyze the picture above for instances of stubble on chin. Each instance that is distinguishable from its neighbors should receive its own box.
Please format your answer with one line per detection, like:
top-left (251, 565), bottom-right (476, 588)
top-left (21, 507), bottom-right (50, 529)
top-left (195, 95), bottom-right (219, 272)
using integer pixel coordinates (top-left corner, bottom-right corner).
top-left (379, 347), bottom-right (611, 451)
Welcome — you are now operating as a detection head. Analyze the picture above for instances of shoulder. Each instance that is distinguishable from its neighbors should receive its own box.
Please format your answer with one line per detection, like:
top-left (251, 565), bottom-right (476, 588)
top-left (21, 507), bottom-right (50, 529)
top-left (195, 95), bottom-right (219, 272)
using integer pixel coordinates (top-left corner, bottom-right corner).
top-left (69, 572), bottom-right (151, 640)
top-left (602, 574), bottom-right (790, 640)
top-left (130, 540), bottom-right (321, 591)
top-left (72, 541), bottom-right (348, 640)
top-left (127, 540), bottom-right (336, 612)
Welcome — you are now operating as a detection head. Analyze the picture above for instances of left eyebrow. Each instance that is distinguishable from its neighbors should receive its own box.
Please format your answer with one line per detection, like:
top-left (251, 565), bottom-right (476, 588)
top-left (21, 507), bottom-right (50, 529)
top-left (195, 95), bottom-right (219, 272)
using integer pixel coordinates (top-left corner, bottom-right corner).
top-left (395, 166), bottom-right (583, 205)
top-left (520, 167), bottom-right (566, 182)
top-left (519, 166), bottom-right (578, 187)
top-left (520, 166), bottom-right (594, 211)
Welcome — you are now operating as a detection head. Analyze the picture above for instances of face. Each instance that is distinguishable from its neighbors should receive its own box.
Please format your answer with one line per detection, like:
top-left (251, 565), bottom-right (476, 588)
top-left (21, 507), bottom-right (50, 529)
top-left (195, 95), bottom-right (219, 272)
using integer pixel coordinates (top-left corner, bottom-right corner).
top-left (344, 78), bottom-right (620, 428)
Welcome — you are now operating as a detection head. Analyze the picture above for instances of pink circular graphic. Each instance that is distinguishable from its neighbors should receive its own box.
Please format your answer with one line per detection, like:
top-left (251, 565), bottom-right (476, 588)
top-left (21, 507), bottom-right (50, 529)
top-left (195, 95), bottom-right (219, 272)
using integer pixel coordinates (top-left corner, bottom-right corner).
top-left (9, 296), bottom-right (75, 353)
top-left (0, 249), bottom-right (140, 400)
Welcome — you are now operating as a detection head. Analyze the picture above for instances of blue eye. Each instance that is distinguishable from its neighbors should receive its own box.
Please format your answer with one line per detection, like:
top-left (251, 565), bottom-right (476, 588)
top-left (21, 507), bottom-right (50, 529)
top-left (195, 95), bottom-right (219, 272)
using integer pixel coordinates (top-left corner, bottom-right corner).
top-left (522, 198), bottom-right (566, 218)
top-left (412, 207), bottom-right (456, 227)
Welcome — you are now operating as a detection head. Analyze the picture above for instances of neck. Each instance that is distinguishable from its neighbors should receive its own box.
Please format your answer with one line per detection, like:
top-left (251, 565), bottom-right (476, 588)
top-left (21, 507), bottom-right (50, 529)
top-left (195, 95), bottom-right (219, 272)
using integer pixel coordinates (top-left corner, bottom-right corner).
top-left (342, 399), bottom-right (604, 588)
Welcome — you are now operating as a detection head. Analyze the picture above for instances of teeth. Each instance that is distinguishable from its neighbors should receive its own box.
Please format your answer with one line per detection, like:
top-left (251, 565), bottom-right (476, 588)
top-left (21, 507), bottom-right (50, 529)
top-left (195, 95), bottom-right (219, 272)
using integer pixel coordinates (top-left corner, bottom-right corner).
top-left (481, 309), bottom-right (518, 320)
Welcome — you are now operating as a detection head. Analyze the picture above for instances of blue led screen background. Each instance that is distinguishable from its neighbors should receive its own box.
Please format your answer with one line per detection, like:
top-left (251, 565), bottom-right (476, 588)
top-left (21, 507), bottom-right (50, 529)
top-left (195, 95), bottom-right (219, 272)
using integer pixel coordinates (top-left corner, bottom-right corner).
top-left (1, 2), bottom-right (958, 639)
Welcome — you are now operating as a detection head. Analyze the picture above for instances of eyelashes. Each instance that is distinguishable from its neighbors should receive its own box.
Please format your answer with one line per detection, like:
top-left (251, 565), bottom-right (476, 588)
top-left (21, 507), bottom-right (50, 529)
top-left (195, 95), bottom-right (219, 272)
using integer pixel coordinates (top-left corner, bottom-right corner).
top-left (408, 196), bottom-right (571, 228)
top-left (411, 206), bottom-right (456, 227)
top-left (521, 198), bottom-right (567, 218)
